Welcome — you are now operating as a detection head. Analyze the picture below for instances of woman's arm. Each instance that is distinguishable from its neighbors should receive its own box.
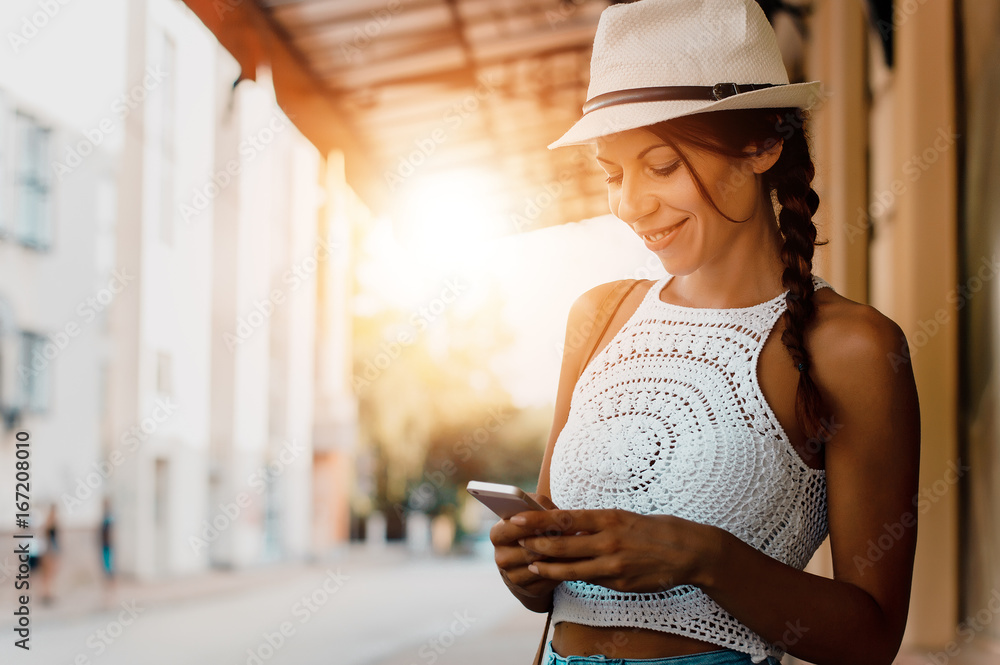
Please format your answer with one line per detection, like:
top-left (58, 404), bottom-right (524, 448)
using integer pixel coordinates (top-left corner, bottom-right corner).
top-left (698, 307), bottom-right (920, 665)
top-left (519, 305), bottom-right (920, 665)
top-left (492, 280), bottom-right (651, 612)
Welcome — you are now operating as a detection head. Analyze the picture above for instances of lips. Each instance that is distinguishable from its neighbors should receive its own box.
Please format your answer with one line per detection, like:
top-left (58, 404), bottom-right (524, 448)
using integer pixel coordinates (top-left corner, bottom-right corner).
top-left (641, 217), bottom-right (688, 243)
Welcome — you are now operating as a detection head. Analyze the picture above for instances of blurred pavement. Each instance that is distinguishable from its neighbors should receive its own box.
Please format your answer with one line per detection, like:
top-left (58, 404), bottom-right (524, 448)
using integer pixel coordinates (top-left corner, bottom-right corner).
top-left (1, 543), bottom-right (547, 665)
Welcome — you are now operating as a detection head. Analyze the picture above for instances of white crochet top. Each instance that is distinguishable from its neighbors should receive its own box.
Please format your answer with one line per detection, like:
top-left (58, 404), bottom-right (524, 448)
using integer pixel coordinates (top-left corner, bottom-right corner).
top-left (549, 273), bottom-right (832, 663)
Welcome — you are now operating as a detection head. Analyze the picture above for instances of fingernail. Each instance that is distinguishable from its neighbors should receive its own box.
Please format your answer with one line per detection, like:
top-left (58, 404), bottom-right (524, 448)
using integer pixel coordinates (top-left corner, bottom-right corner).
top-left (518, 539), bottom-right (525, 547)
top-left (511, 515), bottom-right (527, 525)
top-left (528, 563), bottom-right (539, 574)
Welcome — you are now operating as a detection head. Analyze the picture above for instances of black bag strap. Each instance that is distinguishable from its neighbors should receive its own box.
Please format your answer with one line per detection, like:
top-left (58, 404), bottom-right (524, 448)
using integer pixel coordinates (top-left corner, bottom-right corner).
top-left (532, 278), bottom-right (646, 665)
top-left (577, 279), bottom-right (645, 380)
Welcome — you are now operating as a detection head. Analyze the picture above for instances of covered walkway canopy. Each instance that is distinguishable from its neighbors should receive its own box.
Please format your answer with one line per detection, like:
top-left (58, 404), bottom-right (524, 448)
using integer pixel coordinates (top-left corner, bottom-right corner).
top-left (182, 0), bottom-right (623, 230)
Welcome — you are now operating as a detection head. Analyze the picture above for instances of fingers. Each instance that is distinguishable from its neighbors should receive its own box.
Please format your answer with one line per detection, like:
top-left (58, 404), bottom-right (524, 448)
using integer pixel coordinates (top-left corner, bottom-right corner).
top-left (519, 531), bottom-right (608, 559)
top-left (494, 543), bottom-right (546, 571)
top-left (510, 507), bottom-right (607, 534)
top-left (490, 516), bottom-right (567, 547)
top-left (525, 492), bottom-right (559, 510)
top-left (527, 556), bottom-right (614, 583)
top-left (495, 543), bottom-right (560, 595)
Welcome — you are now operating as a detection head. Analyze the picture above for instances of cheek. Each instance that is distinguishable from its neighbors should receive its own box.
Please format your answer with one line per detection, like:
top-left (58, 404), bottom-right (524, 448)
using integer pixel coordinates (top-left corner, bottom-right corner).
top-left (708, 164), bottom-right (758, 216)
top-left (672, 178), bottom-right (709, 215)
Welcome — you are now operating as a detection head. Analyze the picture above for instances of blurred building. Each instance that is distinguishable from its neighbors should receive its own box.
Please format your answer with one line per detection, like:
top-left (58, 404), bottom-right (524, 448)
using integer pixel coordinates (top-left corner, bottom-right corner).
top-left (0, 0), bottom-right (360, 582)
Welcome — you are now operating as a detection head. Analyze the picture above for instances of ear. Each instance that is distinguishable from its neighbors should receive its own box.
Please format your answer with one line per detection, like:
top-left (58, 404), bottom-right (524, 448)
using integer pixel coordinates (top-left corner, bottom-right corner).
top-left (744, 138), bottom-right (783, 174)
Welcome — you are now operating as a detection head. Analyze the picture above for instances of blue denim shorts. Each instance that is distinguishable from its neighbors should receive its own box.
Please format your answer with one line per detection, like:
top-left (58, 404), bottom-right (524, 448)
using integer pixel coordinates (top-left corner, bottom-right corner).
top-left (541, 640), bottom-right (779, 665)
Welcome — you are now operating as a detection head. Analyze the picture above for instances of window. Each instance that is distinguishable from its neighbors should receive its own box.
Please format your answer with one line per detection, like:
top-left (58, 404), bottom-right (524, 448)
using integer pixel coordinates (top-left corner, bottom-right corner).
top-left (18, 331), bottom-right (49, 412)
top-left (14, 113), bottom-right (51, 249)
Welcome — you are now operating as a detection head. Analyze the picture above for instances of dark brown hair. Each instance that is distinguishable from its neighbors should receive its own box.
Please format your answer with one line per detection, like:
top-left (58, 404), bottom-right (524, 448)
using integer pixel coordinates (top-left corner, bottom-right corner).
top-left (642, 107), bottom-right (830, 444)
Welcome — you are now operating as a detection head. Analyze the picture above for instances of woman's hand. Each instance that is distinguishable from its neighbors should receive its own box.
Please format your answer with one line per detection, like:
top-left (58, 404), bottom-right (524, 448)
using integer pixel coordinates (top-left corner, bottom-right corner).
top-left (512, 508), bottom-right (721, 594)
top-left (490, 492), bottom-right (573, 600)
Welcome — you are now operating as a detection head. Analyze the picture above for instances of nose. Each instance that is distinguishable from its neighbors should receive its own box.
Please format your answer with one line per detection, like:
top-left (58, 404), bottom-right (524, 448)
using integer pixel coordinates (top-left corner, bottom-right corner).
top-left (614, 170), bottom-right (658, 225)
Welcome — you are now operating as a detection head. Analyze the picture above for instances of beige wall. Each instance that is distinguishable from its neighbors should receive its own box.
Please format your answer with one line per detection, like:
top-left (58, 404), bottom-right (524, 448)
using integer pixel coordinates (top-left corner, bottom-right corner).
top-left (802, 0), bottom-right (965, 661)
top-left (959, 0), bottom-right (1000, 658)
top-left (893, 0), bottom-right (961, 652)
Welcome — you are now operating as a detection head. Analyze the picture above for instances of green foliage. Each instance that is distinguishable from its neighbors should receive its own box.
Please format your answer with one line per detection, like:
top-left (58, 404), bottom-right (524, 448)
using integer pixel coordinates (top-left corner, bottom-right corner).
top-left (352, 280), bottom-right (549, 520)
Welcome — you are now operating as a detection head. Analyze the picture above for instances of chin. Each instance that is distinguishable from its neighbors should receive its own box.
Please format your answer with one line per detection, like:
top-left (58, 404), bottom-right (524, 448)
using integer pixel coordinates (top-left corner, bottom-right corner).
top-left (654, 257), bottom-right (693, 276)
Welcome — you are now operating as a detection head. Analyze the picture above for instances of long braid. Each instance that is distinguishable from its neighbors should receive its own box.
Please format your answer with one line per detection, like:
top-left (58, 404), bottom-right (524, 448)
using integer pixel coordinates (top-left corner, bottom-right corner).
top-left (766, 111), bottom-right (829, 442)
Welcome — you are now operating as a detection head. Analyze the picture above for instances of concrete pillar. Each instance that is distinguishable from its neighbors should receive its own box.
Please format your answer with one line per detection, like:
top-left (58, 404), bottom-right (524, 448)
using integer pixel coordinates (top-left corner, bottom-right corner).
top-left (893, 0), bottom-right (960, 650)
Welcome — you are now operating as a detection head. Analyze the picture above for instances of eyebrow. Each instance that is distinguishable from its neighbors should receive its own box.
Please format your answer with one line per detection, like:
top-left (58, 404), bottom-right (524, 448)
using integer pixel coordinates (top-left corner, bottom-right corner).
top-left (596, 142), bottom-right (673, 164)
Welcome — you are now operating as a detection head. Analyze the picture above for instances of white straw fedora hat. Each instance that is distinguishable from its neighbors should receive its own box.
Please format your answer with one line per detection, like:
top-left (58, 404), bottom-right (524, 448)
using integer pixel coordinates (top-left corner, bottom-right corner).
top-left (548, 0), bottom-right (823, 149)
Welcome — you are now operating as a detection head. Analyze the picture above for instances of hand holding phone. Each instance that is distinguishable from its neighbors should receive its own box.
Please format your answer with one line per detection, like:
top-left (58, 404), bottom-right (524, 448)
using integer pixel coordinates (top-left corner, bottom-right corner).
top-left (466, 481), bottom-right (550, 520)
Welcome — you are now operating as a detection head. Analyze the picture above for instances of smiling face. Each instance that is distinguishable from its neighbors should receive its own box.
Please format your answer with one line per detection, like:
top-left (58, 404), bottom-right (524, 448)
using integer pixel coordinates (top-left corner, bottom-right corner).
top-left (595, 127), bottom-right (782, 276)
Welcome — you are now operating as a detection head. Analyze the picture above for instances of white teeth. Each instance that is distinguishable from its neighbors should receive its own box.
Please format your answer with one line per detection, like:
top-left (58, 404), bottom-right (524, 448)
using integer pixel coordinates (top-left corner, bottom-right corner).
top-left (643, 220), bottom-right (685, 242)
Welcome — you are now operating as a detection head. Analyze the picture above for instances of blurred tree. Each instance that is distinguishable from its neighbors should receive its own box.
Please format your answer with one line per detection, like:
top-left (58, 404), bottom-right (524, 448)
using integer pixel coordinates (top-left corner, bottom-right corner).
top-left (352, 279), bottom-right (548, 531)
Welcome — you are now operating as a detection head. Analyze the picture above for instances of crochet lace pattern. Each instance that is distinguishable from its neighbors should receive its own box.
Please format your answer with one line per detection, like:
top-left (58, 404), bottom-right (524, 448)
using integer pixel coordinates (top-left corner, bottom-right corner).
top-left (549, 273), bottom-right (833, 664)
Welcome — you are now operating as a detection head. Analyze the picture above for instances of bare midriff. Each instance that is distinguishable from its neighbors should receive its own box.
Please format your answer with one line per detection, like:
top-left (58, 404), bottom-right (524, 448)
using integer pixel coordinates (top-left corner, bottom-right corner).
top-left (552, 622), bottom-right (725, 659)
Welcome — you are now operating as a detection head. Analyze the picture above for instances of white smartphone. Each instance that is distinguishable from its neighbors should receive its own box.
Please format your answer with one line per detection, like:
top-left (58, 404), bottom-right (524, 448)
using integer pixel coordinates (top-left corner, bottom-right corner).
top-left (466, 481), bottom-right (548, 520)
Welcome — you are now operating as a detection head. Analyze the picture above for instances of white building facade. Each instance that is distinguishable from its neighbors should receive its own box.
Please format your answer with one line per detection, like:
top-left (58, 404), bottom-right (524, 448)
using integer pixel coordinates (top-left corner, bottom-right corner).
top-left (0, 0), bottom-right (358, 582)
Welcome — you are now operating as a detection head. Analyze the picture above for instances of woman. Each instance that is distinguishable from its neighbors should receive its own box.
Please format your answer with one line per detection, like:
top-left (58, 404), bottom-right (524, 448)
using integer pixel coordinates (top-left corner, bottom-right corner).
top-left (490, 1), bottom-right (920, 664)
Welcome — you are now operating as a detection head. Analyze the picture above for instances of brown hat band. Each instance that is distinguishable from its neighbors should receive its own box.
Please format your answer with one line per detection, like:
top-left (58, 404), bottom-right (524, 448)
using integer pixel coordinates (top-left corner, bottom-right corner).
top-left (582, 83), bottom-right (781, 115)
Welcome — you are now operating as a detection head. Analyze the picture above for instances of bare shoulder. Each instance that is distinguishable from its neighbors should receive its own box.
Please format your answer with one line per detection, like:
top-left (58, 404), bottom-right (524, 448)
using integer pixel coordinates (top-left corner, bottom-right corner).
top-left (568, 278), bottom-right (657, 323)
top-left (810, 288), bottom-right (908, 364)
top-left (808, 287), bottom-right (917, 404)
